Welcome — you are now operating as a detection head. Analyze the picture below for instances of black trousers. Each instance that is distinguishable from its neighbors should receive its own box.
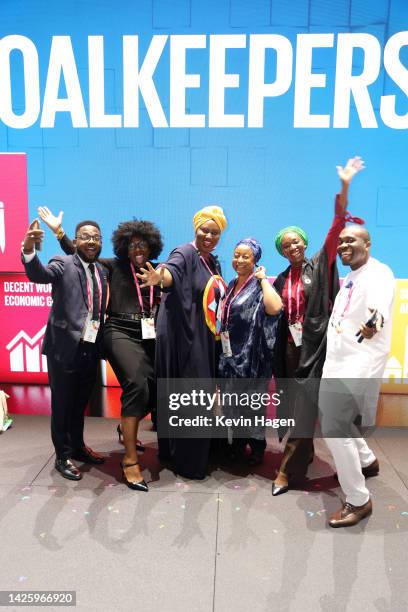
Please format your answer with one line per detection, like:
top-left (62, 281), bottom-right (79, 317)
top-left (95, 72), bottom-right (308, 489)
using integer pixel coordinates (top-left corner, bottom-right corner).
top-left (47, 344), bottom-right (98, 460)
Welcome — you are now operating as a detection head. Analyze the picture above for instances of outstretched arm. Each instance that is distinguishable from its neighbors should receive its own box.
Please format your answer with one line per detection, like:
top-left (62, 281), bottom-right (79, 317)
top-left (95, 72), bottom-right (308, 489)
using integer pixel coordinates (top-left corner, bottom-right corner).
top-left (137, 262), bottom-right (173, 289)
top-left (335, 156), bottom-right (365, 217)
top-left (21, 222), bottom-right (64, 283)
top-left (38, 206), bottom-right (75, 255)
top-left (324, 156), bottom-right (366, 267)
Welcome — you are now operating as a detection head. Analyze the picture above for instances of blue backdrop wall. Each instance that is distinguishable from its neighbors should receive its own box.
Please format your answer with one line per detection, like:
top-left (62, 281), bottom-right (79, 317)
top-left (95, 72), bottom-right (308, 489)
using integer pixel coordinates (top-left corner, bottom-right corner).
top-left (0, 0), bottom-right (407, 279)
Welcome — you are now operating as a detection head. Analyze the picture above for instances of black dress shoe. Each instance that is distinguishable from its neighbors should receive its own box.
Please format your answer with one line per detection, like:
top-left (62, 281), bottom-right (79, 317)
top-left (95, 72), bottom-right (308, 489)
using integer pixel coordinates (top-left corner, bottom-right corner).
top-left (71, 446), bottom-right (105, 465)
top-left (121, 462), bottom-right (149, 492)
top-left (55, 459), bottom-right (82, 481)
top-left (271, 481), bottom-right (289, 496)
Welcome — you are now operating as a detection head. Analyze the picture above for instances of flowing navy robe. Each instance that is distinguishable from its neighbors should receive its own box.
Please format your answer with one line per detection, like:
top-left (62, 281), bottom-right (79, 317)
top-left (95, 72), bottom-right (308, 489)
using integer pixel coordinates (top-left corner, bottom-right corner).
top-left (156, 242), bottom-right (223, 479)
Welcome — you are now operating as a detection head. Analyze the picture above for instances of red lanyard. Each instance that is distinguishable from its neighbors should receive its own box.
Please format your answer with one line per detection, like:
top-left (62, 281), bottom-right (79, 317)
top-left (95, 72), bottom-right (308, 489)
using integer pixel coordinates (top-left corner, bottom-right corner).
top-left (86, 265), bottom-right (102, 318)
top-left (332, 281), bottom-right (354, 326)
top-left (200, 255), bottom-right (217, 276)
top-left (130, 261), bottom-right (154, 316)
top-left (222, 274), bottom-right (254, 328)
top-left (287, 268), bottom-right (301, 323)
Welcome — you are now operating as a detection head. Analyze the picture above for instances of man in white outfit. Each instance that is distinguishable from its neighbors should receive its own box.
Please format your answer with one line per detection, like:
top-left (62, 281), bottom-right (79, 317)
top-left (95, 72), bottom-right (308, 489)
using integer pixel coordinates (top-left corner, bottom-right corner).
top-left (319, 225), bottom-right (395, 527)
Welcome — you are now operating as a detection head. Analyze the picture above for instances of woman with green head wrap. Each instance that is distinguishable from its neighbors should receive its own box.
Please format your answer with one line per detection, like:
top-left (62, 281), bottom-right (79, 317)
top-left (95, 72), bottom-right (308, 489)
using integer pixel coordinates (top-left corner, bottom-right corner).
top-left (271, 156), bottom-right (365, 496)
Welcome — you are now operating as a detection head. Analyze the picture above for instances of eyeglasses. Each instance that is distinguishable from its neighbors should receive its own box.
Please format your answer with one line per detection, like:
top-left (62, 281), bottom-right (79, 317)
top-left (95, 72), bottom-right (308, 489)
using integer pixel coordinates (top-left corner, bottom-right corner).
top-left (128, 241), bottom-right (148, 250)
top-left (76, 233), bottom-right (102, 243)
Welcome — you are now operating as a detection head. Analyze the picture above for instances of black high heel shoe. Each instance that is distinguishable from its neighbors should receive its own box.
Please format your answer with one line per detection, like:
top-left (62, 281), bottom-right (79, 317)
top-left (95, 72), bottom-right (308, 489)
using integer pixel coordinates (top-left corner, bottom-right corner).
top-left (121, 461), bottom-right (149, 492)
top-left (116, 425), bottom-right (145, 452)
top-left (271, 481), bottom-right (289, 496)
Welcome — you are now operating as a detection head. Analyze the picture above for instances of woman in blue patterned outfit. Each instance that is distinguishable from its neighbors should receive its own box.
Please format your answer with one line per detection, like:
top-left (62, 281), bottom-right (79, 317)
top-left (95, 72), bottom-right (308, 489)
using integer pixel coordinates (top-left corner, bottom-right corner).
top-left (219, 238), bottom-right (282, 465)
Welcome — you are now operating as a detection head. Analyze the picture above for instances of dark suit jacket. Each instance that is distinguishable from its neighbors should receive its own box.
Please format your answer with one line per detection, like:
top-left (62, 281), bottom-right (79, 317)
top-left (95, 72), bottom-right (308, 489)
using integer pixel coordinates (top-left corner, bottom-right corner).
top-left (23, 253), bottom-right (108, 364)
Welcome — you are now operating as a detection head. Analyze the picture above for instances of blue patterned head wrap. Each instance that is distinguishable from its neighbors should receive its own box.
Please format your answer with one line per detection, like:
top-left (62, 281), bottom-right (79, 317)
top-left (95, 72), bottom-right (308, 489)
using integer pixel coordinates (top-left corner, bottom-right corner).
top-left (235, 237), bottom-right (262, 263)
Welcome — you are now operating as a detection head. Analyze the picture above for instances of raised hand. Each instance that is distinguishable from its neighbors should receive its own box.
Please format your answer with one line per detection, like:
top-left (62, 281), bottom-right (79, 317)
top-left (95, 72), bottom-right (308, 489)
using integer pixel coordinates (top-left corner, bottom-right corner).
top-left (136, 261), bottom-right (161, 287)
top-left (336, 156), bottom-right (365, 184)
top-left (22, 219), bottom-right (44, 253)
top-left (38, 206), bottom-right (64, 233)
top-left (254, 265), bottom-right (267, 280)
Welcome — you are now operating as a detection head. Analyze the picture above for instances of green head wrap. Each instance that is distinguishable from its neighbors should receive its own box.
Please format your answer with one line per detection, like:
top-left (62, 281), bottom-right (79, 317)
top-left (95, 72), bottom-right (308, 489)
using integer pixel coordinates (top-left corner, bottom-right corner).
top-left (275, 226), bottom-right (308, 256)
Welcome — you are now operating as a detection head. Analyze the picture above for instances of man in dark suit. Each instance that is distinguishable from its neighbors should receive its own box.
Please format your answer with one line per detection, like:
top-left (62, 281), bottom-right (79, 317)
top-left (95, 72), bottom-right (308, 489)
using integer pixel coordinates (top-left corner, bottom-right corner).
top-left (22, 220), bottom-right (108, 480)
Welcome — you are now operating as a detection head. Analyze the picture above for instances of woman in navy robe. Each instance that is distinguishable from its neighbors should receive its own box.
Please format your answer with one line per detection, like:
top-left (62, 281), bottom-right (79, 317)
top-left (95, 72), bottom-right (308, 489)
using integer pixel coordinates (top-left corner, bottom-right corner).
top-left (219, 238), bottom-right (282, 464)
top-left (138, 206), bottom-right (228, 480)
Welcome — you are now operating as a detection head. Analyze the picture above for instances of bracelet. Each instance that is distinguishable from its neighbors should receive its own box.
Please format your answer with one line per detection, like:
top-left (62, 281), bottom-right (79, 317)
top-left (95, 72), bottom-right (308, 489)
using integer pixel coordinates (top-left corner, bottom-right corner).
top-left (56, 226), bottom-right (65, 241)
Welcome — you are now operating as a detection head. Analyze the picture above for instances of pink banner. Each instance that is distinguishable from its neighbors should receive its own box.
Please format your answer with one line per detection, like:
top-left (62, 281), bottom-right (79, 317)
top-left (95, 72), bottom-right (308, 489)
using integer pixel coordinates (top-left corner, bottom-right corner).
top-left (0, 153), bottom-right (29, 273)
top-left (0, 272), bottom-right (51, 383)
top-left (0, 271), bottom-right (120, 387)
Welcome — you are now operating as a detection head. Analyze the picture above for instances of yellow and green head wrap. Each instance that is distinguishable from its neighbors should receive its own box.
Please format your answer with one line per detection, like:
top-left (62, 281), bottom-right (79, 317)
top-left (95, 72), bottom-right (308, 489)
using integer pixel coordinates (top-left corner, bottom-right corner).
top-left (275, 226), bottom-right (308, 256)
top-left (193, 206), bottom-right (227, 233)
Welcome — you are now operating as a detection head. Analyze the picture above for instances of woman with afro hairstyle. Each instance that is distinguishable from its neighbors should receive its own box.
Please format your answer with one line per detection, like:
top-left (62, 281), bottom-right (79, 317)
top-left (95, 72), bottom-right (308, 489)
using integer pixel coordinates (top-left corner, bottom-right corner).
top-left (38, 208), bottom-right (163, 492)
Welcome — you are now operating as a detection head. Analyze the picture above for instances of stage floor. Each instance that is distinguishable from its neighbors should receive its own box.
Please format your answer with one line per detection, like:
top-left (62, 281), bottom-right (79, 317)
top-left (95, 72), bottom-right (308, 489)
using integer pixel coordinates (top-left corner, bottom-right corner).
top-left (1, 414), bottom-right (408, 611)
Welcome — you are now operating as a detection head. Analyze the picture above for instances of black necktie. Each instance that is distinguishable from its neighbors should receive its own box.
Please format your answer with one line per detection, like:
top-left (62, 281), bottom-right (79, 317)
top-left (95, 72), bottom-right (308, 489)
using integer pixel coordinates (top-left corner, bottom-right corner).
top-left (88, 263), bottom-right (100, 320)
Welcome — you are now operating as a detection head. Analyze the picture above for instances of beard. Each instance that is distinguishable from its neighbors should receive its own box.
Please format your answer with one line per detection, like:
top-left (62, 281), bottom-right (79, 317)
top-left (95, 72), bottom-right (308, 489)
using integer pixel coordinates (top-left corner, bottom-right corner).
top-left (76, 244), bottom-right (102, 263)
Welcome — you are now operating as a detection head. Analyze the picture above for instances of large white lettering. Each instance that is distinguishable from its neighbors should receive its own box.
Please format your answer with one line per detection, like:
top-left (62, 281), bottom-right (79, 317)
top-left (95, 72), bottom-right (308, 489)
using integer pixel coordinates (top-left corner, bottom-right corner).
top-left (0, 32), bottom-right (406, 130)
top-left (0, 35), bottom-right (40, 128)
top-left (380, 31), bottom-right (408, 129)
top-left (248, 34), bottom-right (293, 128)
top-left (333, 33), bottom-right (381, 128)
top-left (41, 36), bottom-right (87, 128)
top-left (294, 34), bottom-right (334, 128)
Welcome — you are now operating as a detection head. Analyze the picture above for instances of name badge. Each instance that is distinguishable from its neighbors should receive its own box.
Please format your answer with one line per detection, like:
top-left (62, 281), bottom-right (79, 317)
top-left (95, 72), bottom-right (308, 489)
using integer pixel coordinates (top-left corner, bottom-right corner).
top-left (289, 321), bottom-right (302, 347)
top-left (83, 319), bottom-right (100, 343)
top-left (141, 317), bottom-right (156, 340)
top-left (220, 330), bottom-right (232, 356)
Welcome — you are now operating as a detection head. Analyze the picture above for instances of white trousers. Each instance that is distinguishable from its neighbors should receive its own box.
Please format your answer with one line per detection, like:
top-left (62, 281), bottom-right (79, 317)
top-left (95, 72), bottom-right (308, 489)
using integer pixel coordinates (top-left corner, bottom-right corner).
top-left (324, 436), bottom-right (376, 507)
